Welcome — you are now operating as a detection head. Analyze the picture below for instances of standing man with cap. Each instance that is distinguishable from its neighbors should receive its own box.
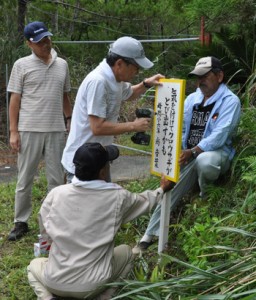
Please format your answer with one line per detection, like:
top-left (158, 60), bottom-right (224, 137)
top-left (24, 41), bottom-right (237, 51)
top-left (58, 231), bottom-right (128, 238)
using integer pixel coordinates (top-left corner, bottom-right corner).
top-left (27, 142), bottom-right (172, 300)
top-left (138, 56), bottom-right (241, 250)
top-left (7, 21), bottom-right (72, 241)
top-left (62, 36), bottom-right (164, 182)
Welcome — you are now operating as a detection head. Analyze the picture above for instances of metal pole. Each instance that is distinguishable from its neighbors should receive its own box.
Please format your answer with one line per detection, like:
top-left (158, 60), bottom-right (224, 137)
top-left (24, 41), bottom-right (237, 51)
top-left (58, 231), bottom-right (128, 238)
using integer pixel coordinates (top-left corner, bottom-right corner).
top-left (54, 37), bottom-right (200, 44)
top-left (112, 143), bottom-right (151, 155)
top-left (158, 191), bottom-right (171, 253)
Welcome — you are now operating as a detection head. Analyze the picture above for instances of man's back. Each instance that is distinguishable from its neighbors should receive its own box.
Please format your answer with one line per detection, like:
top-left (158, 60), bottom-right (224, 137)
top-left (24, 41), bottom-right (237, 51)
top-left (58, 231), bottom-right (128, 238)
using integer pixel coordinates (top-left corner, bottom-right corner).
top-left (40, 179), bottom-right (161, 291)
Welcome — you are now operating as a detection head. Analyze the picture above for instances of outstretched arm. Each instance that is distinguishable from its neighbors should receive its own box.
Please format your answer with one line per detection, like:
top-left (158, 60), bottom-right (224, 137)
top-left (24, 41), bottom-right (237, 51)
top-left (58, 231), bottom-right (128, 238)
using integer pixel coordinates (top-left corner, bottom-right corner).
top-left (128, 73), bottom-right (165, 101)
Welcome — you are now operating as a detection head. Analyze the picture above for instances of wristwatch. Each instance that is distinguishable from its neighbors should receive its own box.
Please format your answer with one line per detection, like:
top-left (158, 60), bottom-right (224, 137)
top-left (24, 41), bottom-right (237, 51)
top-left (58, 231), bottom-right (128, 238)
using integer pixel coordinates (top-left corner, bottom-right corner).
top-left (143, 80), bottom-right (152, 89)
top-left (191, 148), bottom-right (198, 159)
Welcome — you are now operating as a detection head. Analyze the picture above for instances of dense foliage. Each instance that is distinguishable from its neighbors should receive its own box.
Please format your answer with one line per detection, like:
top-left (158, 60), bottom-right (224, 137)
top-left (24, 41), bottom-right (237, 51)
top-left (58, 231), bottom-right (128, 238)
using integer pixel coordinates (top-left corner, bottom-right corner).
top-left (0, 0), bottom-right (255, 89)
top-left (0, 0), bottom-right (256, 299)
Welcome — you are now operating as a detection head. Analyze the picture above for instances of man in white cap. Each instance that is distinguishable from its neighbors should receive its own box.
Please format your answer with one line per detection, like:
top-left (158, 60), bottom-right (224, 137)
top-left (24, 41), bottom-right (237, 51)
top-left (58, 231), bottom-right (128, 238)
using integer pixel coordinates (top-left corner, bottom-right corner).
top-left (138, 56), bottom-right (241, 250)
top-left (7, 21), bottom-right (72, 241)
top-left (27, 142), bottom-right (172, 300)
top-left (61, 36), bottom-right (164, 182)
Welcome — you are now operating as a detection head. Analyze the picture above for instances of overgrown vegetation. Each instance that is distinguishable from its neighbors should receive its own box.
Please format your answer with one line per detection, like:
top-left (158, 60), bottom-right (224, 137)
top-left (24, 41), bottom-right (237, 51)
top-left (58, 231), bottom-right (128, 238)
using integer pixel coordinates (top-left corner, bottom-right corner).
top-left (1, 0), bottom-right (256, 299)
top-left (1, 107), bottom-right (256, 299)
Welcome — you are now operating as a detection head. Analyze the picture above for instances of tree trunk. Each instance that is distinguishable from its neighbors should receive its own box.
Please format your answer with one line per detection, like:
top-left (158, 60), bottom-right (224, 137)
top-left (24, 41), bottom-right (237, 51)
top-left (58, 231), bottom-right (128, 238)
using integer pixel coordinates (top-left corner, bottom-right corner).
top-left (69, 0), bottom-right (80, 38)
top-left (18, 0), bottom-right (28, 46)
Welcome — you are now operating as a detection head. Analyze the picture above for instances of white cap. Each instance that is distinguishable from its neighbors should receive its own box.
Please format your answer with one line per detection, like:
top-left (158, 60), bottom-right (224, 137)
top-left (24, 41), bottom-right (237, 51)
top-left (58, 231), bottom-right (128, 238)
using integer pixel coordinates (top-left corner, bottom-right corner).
top-left (109, 36), bottom-right (154, 69)
top-left (189, 56), bottom-right (223, 76)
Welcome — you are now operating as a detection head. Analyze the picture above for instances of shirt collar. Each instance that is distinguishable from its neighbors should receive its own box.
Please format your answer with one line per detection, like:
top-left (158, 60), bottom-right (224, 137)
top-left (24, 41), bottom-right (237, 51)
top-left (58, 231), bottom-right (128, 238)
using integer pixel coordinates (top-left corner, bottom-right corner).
top-left (72, 175), bottom-right (121, 190)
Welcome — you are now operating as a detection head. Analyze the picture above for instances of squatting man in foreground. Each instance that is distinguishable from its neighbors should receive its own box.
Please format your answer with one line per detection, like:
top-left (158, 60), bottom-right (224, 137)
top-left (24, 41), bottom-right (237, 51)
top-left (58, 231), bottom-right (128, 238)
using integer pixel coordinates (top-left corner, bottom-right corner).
top-left (62, 36), bottom-right (164, 183)
top-left (138, 56), bottom-right (241, 250)
top-left (27, 142), bottom-right (172, 300)
top-left (7, 21), bottom-right (72, 241)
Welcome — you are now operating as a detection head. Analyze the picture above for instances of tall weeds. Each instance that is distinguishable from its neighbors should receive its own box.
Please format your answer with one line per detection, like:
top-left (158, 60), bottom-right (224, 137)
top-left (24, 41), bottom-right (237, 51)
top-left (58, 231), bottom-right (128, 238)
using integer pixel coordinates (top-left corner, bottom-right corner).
top-left (113, 78), bottom-right (256, 299)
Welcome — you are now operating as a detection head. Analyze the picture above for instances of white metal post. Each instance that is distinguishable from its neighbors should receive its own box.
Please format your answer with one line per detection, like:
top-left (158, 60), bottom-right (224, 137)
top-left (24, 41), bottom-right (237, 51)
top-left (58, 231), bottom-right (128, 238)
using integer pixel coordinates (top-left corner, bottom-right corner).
top-left (158, 190), bottom-right (171, 253)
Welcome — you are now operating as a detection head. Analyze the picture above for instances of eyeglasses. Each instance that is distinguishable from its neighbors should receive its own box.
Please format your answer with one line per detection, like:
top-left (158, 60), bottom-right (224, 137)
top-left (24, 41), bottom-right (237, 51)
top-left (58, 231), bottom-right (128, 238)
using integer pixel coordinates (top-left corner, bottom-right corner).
top-left (122, 57), bottom-right (140, 69)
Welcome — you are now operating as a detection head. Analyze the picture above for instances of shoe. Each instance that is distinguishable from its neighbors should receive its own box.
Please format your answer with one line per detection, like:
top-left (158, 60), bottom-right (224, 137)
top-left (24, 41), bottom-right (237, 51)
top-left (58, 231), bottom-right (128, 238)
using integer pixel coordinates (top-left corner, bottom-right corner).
top-left (138, 241), bottom-right (154, 250)
top-left (132, 240), bottom-right (155, 254)
top-left (50, 295), bottom-right (61, 300)
top-left (8, 222), bottom-right (29, 241)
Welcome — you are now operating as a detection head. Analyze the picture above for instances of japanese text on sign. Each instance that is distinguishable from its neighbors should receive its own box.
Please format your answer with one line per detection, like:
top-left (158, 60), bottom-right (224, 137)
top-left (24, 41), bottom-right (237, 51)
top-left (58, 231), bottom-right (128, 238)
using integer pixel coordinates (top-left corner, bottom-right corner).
top-left (151, 79), bottom-right (186, 182)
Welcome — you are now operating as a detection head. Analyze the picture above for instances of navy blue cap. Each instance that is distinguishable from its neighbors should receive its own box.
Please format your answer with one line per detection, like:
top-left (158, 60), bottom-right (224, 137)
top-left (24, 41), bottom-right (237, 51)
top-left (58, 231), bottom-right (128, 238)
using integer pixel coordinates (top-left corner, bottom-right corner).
top-left (24, 21), bottom-right (53, 43)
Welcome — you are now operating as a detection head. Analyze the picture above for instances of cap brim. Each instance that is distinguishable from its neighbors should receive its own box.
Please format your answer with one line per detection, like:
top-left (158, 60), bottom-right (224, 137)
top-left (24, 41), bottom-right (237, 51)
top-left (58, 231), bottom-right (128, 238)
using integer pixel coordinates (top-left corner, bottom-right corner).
top-left (30, 31), bottom-right (53, 43)
top-left (188, 67), bottom-right (211, 77)
top-left (105, 145), bottom-right (119, 161)
top-left (134, 57), bottom-right (154, 69)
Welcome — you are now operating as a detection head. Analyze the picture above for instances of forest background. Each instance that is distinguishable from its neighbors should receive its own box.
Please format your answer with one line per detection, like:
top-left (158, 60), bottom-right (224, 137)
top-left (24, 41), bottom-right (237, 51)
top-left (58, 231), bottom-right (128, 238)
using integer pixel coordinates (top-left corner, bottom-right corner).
top-left (0, 0), bottom-right (256, 299)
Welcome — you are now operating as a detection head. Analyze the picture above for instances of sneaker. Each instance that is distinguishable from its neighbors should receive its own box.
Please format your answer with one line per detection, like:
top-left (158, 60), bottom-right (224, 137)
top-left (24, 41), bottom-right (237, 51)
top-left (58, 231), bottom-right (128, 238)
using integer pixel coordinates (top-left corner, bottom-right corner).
top-left (8, 222), bottom-right (29, 241)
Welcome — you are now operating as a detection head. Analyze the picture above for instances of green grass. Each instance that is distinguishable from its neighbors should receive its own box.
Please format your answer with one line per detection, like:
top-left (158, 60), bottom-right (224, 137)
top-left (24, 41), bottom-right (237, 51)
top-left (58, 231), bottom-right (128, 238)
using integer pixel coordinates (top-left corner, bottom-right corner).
top-left (0, 171), bottom-right (160, 300)
top-left (114, 132), bottom-right (153, 155)
top-left (0, 175), bottom-right (47, 300)
top-left (2, 104), bottom-right (256, 300)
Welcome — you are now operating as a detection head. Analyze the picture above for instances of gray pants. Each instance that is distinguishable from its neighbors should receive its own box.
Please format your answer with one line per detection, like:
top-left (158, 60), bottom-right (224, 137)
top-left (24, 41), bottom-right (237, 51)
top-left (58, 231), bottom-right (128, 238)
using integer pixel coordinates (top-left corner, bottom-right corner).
top-left (14, 132), bottom-right (65, 223)
top-left (145, 149), bottom-right (230, 237)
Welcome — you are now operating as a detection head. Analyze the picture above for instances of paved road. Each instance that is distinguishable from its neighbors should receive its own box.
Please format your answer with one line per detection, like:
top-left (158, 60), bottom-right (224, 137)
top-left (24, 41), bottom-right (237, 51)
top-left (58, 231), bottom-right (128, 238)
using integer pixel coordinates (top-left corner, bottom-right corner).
top-left (111, 155), bottom-right (151, 182)
top-left (0, 155), bottom-right (151, 184)
top-left (0, 164), bottom-right (17, 183)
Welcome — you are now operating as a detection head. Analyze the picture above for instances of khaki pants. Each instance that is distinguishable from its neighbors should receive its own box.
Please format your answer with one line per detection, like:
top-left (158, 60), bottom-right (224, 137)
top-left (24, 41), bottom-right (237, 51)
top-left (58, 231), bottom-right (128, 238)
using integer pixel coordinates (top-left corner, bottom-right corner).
top-left (14, 132), bottom-right (65, 223)
top-left (27, 245), bottom-right (133, 300)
